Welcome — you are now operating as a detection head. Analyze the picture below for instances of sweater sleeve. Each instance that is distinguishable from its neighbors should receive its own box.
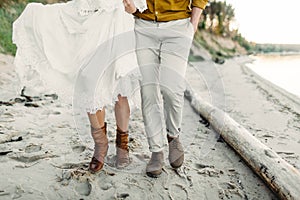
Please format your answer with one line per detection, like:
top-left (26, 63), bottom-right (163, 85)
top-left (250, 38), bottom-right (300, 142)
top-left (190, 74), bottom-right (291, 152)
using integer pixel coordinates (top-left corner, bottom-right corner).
top-left (192, 0), bottom-right (209, 10)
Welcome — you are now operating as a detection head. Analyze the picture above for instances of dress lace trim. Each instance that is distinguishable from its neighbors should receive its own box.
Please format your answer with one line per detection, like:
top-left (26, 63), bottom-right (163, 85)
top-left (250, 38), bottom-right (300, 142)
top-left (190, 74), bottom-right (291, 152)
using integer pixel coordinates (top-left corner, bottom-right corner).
top-left (133, 0), bottom-right (147, 12)
top-left (74, 0), bottom-right (147, 16)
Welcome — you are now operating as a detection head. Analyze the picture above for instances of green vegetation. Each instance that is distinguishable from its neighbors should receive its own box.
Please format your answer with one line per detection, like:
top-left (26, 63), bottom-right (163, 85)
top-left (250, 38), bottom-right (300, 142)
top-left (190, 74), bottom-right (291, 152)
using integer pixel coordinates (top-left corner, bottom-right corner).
top-left (197, 0), bottom-right (255, 57)
top-left (232, 31), bottom-right (253, 51)
top-left (251, 44), bottom-right (300, 53)
top-left (197, 0), bottom-right (300, 55)
top-left (0, 1), bottom-right (26, 55)
top-left (200, 0), bottom-right (235, 36)
top-left (0, 0), bottom-right (65, 55)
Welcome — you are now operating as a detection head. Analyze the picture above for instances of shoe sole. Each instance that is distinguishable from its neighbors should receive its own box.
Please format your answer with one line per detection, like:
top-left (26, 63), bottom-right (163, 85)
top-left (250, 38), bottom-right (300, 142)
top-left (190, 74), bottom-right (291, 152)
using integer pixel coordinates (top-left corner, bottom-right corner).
top-left (146, 172), bottom-right (161, 178)
top-left (170, 164), bottom-right (182, 169)
top-left (170, 160), bottom-right (183, 168)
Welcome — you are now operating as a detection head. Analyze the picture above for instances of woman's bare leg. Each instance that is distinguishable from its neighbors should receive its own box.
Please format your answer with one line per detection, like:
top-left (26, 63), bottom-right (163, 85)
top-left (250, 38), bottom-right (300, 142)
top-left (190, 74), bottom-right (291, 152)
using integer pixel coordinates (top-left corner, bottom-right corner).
top-left (88, 109), bottom-right (105, 129)
top-left (115, 95), bottom-right (130, 132)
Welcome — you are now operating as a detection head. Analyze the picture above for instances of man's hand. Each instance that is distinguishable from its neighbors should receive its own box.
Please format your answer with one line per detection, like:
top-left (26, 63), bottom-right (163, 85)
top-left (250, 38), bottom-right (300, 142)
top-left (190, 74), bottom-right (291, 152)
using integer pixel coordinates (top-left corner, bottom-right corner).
top-left (190, 7), bottom-right (203, 33)
top-left (123, 0), bottom-right (137, 14)
top-left (190, 20), bottom-right (199, 34)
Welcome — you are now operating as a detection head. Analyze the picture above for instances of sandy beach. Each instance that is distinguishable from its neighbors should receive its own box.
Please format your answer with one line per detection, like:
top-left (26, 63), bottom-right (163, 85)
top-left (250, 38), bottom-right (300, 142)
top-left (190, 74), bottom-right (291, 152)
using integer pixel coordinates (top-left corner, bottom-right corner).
top-left (1, 53), bottom-right (299, 199)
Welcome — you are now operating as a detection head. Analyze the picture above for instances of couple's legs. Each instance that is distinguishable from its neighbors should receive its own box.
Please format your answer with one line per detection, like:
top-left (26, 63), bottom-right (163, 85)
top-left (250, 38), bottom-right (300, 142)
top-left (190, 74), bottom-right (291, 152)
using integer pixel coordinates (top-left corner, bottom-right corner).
top-left (87, 95), bottom-right (130, 172)
top-left (88, 95), bottom-right (130, 131)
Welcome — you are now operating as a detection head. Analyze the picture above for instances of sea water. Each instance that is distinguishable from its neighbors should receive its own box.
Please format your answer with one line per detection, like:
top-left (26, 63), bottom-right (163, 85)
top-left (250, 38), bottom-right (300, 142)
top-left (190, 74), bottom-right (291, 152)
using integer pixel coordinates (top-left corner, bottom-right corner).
top-left (247, 54), bottom-right (300, 98)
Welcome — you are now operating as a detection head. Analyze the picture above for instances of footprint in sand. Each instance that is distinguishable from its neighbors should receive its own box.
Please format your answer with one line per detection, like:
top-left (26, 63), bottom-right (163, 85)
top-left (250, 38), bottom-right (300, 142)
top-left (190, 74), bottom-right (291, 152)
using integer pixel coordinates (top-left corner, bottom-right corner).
top-left (25, 144), bottom-right (42, 153)
top-left (75, 179), bottom-right (92, 196)
top-left (169, 184), bottom-right (188, 200)
top-left (99, 182), bottom-right (113, 191)
top-left (218, 182), bottom-right (244, 199)
top-left (56, 168), bottom-right (92, 196)
top-left (10, 151), bottom-right (57, 163)
top-left (105, 153), bottom-right (147, 174)
top-left (72, 145), bottom-right (86, 153)
top-left (54, 162), bottom-right (89, 170)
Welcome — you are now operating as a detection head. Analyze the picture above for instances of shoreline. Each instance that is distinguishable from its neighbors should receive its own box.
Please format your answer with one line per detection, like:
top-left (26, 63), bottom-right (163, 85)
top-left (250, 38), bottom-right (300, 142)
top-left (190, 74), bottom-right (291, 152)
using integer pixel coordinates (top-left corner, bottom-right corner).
top-left (242, 64), bottom-right (300, 112)
top-left (187, 55), bottom-right (300, 198)
top-left (186, 57), bottom-right (300, 199)
top-left (221, 56), bottom-right (300, 169)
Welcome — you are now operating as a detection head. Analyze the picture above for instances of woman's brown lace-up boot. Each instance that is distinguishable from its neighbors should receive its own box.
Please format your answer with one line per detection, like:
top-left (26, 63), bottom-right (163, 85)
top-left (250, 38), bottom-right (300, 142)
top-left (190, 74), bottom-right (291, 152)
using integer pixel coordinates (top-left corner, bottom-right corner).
top-left (116, 128), bottom-right (130, 168)
top-left (89, 123), bottom-right (108, 173)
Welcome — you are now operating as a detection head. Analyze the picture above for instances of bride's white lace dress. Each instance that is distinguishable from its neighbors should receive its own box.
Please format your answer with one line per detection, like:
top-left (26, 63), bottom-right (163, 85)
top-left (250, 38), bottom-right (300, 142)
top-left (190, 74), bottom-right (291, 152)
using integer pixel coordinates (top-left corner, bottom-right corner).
top-left (13, 0), bottom-right (147, 113)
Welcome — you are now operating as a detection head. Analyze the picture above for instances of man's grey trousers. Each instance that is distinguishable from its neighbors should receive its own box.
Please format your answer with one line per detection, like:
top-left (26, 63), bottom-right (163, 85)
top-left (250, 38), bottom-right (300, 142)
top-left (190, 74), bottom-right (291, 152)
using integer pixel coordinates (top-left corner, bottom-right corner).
top-left (135, 18), bottom-right (194, 152)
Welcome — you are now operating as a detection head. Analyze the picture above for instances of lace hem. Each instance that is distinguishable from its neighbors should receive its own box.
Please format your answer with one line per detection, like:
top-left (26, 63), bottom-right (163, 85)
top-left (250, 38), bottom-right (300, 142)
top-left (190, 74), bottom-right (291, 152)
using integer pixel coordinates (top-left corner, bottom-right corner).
top-left (74, 0), bottom-right (147, 16)
top-left (74, 0), bottom-right (119, 16)
top-left (134, 0), bottom-right (147, 12)
top-left (75, 70), bottom-right (141, 114)
top-left (14, 44), bottom-right (141, 114)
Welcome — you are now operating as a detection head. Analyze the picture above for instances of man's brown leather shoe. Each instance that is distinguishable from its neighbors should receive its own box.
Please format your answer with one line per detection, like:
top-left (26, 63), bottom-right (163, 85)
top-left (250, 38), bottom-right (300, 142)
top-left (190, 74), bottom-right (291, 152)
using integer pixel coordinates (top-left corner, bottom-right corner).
top-left (167, 135), bottom-right (184, 168)
top-left (146, 151), bottom-right (164, 178)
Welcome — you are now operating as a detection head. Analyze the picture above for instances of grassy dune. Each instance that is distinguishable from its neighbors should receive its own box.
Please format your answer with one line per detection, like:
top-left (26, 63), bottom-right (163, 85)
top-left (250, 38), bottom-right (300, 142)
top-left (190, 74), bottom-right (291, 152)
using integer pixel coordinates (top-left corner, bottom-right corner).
top-left (0, 0), bottom-right (66, 55)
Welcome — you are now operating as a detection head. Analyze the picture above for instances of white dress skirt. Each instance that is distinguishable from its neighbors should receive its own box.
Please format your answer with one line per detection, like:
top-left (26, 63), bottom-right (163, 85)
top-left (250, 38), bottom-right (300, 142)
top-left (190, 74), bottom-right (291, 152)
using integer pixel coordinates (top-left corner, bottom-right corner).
top-left (13, 0), bottom-right (147, 114)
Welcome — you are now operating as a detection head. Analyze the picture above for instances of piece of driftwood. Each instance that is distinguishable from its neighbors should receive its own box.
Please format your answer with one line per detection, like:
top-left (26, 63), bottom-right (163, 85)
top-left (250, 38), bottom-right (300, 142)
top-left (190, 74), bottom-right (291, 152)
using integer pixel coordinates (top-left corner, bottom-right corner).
top-left (185, 88), bottom-right (300, 200)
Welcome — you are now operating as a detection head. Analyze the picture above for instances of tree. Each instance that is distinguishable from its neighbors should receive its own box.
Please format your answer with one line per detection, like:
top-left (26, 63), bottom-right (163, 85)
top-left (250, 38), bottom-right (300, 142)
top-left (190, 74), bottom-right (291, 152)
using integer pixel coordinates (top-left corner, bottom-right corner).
top-left (199, 0), bottom-right (235, 37)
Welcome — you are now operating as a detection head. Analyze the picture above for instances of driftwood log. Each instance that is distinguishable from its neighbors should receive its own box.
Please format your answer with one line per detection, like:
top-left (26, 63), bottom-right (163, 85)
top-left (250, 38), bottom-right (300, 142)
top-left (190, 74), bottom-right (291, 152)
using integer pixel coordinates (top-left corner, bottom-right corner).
top-left (185, 87), bottom-right (300, 200)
